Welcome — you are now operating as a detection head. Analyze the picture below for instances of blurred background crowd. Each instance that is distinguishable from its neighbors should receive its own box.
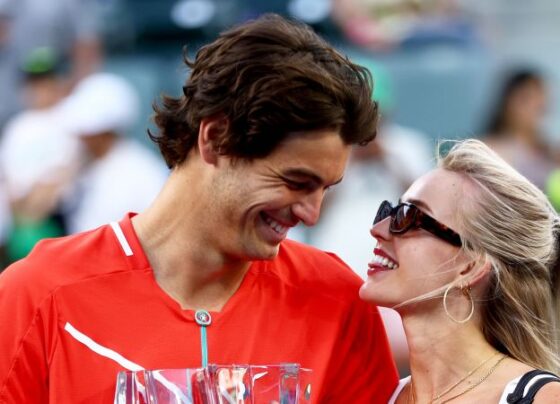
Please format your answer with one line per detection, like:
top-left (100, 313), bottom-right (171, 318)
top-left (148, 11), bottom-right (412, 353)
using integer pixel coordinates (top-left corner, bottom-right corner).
top-left (1, 0), bottom-right (560, 376)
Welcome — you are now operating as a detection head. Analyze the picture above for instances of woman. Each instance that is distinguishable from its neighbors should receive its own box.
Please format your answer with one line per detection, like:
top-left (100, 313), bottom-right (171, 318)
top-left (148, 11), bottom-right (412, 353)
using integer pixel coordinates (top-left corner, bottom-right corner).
top-left (360, 139), bottom-right (560, 403)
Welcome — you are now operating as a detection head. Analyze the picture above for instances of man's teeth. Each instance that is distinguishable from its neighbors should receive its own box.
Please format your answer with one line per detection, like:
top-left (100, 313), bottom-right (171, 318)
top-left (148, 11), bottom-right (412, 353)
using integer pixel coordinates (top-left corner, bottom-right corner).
top-left (373, 254), bottom-right (398, 269)
top-left (264, 216), bottom-right (288, 234)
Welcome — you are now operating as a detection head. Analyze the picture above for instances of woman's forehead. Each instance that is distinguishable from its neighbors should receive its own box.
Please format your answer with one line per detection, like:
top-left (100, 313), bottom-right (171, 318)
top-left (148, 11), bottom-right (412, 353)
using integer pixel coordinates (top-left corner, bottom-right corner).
top-left (403, 168), bottom-right (468, 225)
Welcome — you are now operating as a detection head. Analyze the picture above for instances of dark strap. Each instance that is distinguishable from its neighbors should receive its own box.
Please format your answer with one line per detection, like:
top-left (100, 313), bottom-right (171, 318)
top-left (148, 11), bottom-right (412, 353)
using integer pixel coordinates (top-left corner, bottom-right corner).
top-left (517, 377), bottom-right (560, 403)
top-left (507, 370), bottom-right (560, 403)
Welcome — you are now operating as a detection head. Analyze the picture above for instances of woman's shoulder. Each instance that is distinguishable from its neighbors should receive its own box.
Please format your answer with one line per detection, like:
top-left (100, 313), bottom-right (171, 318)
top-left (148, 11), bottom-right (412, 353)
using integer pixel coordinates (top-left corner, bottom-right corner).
top-left (500, 367), bottom-right (560, 404)
top-left (533, 382), bottom-right (560, 403)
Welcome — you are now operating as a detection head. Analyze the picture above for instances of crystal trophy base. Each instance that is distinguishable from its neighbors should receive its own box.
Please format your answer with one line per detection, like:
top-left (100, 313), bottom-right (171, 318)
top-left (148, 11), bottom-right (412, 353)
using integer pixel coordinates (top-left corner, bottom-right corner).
top-left (114, 363), bottom-right (312, 404)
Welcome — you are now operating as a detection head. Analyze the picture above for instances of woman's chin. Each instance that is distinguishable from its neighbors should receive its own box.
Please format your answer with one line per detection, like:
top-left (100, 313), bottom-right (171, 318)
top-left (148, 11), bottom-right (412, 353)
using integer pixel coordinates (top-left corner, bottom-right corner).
top-left (359, 283), bottom-right (391, 307)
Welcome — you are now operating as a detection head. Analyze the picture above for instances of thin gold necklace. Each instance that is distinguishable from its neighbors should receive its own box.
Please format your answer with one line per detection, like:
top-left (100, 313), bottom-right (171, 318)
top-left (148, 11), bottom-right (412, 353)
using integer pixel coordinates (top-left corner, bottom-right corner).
top-left (407, 354), bottom-right (506, 404)
top-left (437, 354), bottom-right (506, 404)
top-left (432, 352), bottom-right (500, 401)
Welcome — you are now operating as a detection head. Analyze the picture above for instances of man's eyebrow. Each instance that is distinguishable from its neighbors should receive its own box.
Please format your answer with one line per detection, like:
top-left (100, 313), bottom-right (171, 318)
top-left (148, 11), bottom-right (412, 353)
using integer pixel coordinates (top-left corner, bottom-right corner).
top-left (282, 168), bottom-right (343, 187)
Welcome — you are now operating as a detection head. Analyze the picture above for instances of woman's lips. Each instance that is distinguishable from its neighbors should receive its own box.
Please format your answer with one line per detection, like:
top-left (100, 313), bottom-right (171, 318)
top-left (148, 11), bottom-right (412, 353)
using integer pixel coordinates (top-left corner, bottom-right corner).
top-left (367, 248), bottom-right (398, 276)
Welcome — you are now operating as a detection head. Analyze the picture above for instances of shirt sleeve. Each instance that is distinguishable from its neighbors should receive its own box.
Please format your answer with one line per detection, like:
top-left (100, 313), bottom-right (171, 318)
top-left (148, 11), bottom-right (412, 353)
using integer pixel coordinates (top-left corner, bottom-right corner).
top-left (0, 261), bottom-right (56, 403)
top-left (318, 296), bottom-right (399, 403)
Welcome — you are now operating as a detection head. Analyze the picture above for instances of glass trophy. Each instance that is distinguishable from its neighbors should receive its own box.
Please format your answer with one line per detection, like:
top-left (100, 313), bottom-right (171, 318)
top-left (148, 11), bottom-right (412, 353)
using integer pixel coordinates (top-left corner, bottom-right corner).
top-left (114, 363), bottom-right (312, 404)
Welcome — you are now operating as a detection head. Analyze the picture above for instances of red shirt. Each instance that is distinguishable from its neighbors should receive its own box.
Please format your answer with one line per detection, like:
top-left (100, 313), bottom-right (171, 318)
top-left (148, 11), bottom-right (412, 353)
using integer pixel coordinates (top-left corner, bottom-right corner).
top-left (0, 214), bottom-right (397, 403)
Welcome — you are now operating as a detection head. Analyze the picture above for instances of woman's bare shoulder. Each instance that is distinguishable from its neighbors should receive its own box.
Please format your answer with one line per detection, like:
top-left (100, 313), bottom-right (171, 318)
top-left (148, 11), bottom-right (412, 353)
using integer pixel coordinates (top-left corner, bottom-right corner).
top-left (534, 381), bottom-right (560, 403)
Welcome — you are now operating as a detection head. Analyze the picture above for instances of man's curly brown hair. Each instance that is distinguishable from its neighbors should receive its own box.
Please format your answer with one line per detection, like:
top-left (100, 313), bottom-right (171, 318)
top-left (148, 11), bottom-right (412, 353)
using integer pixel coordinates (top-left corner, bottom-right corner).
top-left (150, 14), bottom-right (379, 168)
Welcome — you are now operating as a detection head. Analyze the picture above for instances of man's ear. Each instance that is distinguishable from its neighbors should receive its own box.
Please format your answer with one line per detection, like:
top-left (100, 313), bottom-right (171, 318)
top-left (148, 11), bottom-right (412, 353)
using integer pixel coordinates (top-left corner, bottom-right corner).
top-left (460, 259), bottom-right (492, 287)
top-left (198, 115), bottom-right (229, 165)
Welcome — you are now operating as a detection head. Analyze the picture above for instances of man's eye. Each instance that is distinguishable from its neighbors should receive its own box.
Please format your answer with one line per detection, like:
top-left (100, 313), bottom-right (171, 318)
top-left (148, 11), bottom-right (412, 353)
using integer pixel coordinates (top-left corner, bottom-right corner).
top-left (285, 180), bottom-right (311, 191)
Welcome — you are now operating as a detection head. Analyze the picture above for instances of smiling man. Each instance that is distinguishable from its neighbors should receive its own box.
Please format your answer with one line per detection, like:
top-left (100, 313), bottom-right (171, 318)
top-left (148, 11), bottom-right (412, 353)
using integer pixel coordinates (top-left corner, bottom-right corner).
top-left (0, 14), bottom-right (398, 403)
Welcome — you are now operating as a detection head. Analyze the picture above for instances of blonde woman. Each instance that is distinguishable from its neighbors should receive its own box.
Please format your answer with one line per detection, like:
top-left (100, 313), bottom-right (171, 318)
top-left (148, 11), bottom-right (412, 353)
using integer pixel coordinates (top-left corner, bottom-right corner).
top-left (360, 139), bottom-right (560, 403)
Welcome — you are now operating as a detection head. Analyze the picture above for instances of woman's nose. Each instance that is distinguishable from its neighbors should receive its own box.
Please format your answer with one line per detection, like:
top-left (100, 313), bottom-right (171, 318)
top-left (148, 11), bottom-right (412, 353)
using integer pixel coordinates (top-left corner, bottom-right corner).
top-left (370, 216), bottom-right (392, 242)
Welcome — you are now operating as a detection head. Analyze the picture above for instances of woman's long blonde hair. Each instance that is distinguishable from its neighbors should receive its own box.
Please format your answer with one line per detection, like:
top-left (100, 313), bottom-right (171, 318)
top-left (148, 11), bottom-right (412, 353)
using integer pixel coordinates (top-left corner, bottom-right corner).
top-left (439, 139), bottom-right (560, 372)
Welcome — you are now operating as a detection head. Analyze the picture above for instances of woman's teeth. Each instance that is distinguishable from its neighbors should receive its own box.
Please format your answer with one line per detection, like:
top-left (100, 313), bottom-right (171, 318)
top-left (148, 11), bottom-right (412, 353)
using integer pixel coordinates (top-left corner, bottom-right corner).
top-left (372, 254), bottom-right (398, 269)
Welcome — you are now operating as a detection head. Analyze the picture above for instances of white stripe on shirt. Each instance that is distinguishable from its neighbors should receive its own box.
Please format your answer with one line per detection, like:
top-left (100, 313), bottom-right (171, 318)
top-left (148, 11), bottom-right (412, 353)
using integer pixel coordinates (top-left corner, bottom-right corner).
top-left (64, 322), bottom-right (142, 371)
top-left (64, 322), bottom-right (189, 402)
top-left (110, 222), bottom-right (133, 257)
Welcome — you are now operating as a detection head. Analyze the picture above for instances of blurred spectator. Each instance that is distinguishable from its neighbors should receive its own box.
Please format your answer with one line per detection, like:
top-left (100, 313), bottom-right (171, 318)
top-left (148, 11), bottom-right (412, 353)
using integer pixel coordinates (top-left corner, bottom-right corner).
top-left (0, 47), bottom-right (81, 265)
top-left (59, 72), bottom-right (169, 234)
top-left (482, 67), bottom-right (559, 191)
top-left (17, 47), bottom-right (69, 110)
top-left (290, 60), bottom-right (433, 375)
top-left (331, 0), bottom-right (480, 50)
top-left (0, 0), bottom-right (102, 127)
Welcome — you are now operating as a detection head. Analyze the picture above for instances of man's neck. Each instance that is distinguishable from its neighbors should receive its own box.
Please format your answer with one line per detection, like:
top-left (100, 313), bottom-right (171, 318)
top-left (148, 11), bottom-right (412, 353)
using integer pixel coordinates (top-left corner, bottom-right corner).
top-left (130, 174), bottom-right (251, 312)
top-left (150, 257), bottom-right (250, 312)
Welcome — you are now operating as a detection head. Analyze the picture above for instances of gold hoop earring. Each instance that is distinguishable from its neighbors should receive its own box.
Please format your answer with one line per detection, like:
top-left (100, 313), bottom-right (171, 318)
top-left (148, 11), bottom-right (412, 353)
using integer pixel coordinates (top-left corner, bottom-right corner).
top-left (443, 283), bottom-right (474, 324)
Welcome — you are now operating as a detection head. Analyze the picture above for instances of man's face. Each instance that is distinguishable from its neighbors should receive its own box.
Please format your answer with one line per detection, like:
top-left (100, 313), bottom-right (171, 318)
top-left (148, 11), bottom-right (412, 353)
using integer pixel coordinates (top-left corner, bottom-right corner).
top-left (209, 129), bottom-right (350, 261)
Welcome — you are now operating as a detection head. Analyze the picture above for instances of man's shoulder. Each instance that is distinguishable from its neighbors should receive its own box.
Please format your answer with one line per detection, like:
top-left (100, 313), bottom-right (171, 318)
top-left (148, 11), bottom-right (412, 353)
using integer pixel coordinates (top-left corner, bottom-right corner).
top-left (271, 239), bottom-right (364, 296)
top-left (0, 224), bottom-right (127, 292)
top-left (27, 223), bottom-right (120, 265)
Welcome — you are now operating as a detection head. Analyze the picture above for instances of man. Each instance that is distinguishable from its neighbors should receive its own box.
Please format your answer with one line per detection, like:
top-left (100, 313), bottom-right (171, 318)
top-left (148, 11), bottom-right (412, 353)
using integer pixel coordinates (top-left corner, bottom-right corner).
top-left (0, 14), bottom-right (398, 403)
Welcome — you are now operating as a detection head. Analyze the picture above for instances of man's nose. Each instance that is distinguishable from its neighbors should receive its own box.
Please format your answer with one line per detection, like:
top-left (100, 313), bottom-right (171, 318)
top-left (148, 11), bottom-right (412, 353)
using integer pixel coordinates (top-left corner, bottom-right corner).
top-left (291, 190), bottom-right (324, 226)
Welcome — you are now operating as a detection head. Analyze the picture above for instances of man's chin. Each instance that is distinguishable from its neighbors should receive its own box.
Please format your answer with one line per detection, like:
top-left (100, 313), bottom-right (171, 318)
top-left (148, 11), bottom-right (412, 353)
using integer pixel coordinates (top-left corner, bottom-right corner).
top-left (246, 242), bottom-right (281, 261)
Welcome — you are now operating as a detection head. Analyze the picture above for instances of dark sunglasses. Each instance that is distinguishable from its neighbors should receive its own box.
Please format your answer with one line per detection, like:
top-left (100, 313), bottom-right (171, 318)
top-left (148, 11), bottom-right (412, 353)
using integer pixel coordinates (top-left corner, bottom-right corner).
top-left (373, 200), bottom-right (462, 247)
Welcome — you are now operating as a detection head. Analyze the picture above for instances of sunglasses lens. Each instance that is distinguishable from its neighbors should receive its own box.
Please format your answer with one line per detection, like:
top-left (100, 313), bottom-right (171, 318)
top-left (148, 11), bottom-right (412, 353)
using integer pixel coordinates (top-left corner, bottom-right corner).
top-left (392, 204), bottom-right (415, 232)
top-left (373, 201), bottom-right (392, 225)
